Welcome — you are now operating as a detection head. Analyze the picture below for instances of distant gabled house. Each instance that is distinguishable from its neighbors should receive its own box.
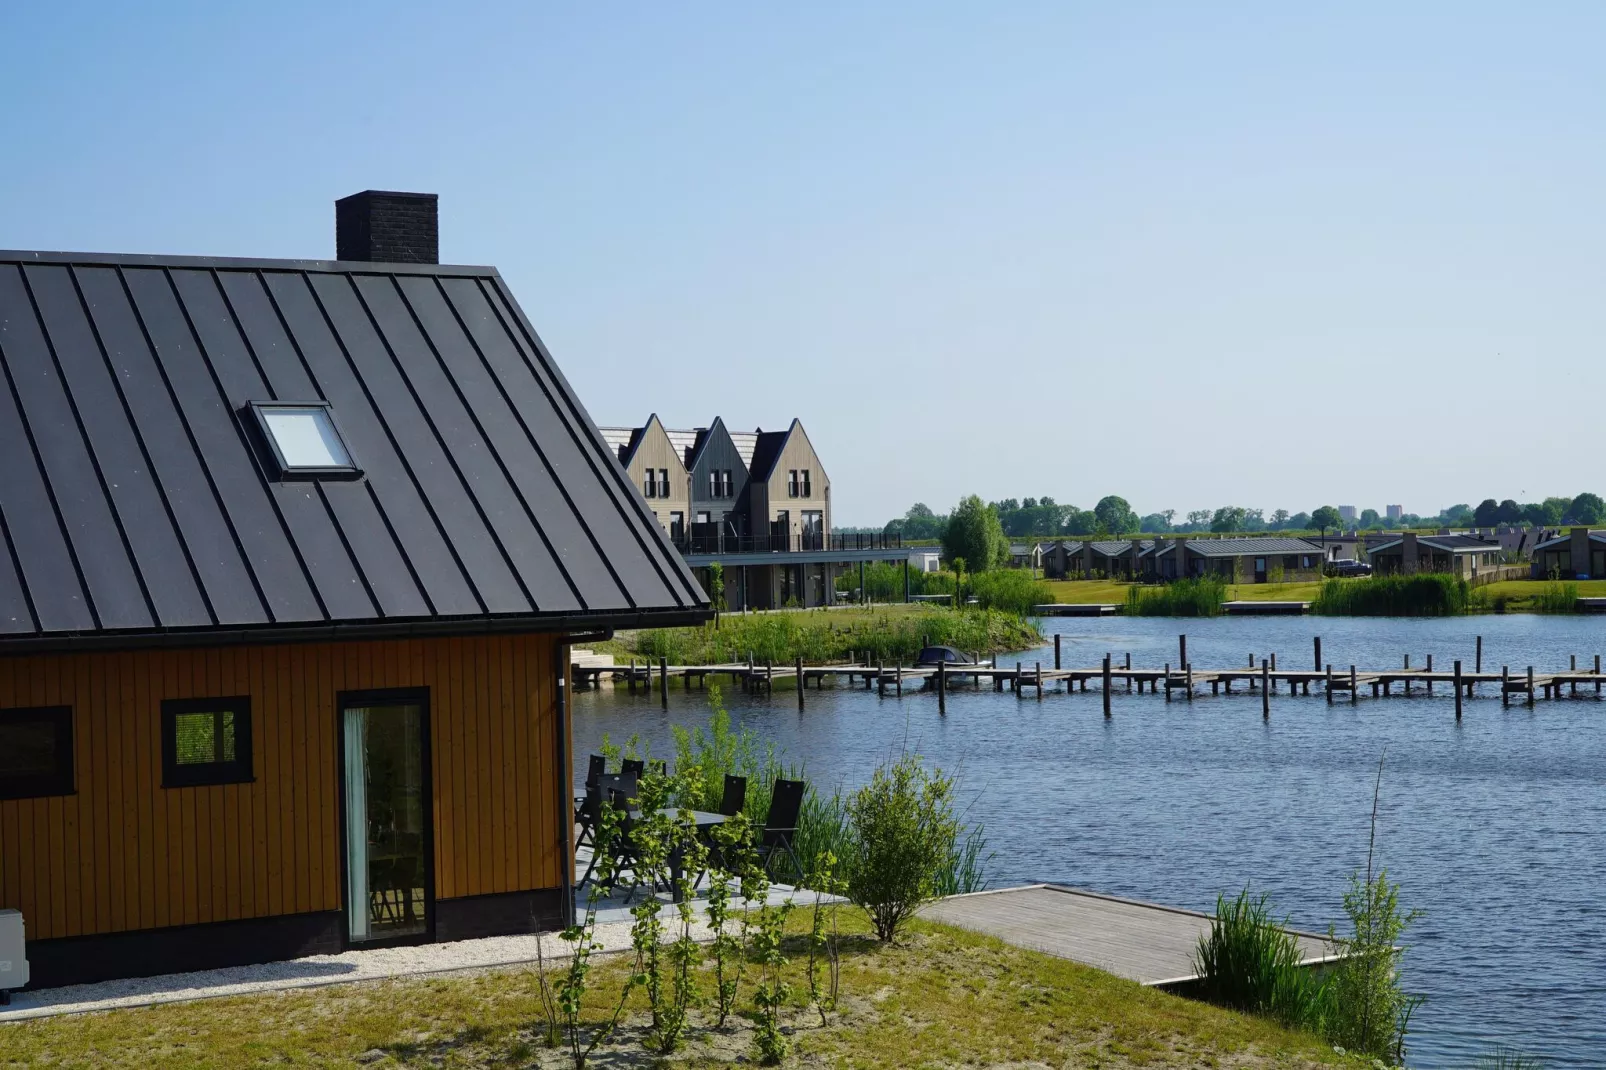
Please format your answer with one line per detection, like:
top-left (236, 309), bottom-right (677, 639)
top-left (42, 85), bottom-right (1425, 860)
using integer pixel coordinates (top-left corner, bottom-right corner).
top-left (0, 191), bottom-right (708, 991)
top-left (598, 416), bottom-right (905, 609)
top-left (746, 419), bottom-right (832, 605)
top-left (598, 414), bottom-right (689, 542)
top-left (683, 417), bottom-right (749, 548)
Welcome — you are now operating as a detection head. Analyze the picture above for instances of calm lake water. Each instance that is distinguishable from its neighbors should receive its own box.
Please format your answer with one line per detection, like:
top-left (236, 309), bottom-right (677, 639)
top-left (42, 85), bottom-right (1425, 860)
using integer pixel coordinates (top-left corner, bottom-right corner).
top-left (571, 615), bottom-right (1606, 1069)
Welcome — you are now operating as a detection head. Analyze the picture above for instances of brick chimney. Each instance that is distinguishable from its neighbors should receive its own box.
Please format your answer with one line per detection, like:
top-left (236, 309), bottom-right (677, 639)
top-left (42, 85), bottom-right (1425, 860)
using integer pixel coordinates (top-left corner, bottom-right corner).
top-left (336, 190), bottom-right (439, 264)
top-left (1401, 531), bottom-right (1418, 575)
top-left (1570, 527), bottom-right (1590, 578)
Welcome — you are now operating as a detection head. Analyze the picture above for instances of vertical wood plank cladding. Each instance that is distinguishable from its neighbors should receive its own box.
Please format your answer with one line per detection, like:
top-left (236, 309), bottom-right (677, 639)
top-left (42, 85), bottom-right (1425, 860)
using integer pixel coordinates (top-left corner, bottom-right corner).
top-left (0, 633), bottom-right (560, 940)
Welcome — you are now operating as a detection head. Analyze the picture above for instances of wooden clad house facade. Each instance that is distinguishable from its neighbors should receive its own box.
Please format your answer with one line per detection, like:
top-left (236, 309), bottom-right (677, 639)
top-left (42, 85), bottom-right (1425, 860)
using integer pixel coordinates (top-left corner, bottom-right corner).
top-left (0, 192), bottom-right (708, 990)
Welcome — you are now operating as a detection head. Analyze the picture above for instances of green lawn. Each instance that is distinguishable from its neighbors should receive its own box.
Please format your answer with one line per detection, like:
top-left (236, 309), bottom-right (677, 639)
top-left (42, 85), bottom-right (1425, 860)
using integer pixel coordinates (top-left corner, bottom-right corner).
top-left (1042, 579), bottom-right (1325, 605)
top-left (1475, 578), bottom-right (1606, 611)
top-left (1, 910), bottom-right (1369, 1069)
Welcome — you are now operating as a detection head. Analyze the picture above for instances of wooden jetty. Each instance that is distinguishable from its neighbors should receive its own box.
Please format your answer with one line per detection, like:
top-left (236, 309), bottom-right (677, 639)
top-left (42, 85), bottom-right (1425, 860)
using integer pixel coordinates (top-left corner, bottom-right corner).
top-left (1032, 603), bottom-right (1121, 617)
top-left (573, 635), bottom-right (1606, 716)
top-left (921, 884), bottom-right (1338, 988)
top-left (1221, 600), bottom-right (1311, 615)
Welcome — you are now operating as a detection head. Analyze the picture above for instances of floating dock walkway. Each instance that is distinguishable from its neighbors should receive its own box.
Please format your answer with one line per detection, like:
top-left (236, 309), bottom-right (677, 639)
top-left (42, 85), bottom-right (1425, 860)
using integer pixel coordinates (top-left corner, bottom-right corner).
top-left (577, 633), bottom-right (1605, 719)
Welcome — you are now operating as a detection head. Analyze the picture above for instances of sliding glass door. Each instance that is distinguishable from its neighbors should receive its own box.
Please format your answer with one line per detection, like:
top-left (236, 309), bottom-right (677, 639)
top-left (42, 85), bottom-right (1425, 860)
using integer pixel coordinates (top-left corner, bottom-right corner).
top-left (340, 691), bottom-right (431, 945)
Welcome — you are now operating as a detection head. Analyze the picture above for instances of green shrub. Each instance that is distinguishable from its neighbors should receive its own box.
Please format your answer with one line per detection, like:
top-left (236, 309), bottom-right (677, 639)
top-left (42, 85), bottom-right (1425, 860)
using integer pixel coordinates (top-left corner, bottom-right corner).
top-left (1124, 576), bottom-right (1227, 617)
top-left (842, 755), bottom-right (962, 943)
top-left (1320, 756), bottom-right (1424, 1063)
top-left (967, 568), bottom-right (1055, 616)
top-left (1532, 581), bottom-right (1579, 614)
top-left (1312, 574), bottom-right (1470, 616)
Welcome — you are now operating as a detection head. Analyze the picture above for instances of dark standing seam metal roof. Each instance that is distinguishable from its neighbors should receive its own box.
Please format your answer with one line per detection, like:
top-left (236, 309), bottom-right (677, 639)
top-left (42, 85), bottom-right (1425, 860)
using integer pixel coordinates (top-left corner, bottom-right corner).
top-left (0, 251), bottom-right (709, 648)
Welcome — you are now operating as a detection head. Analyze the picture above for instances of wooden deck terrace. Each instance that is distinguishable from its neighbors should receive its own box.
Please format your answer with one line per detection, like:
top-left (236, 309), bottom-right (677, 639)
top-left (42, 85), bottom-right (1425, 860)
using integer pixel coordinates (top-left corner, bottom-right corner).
top-left (575, 642), bottom-right (1606, 717)
top-left (921, 884), bottom-right (1339, 989)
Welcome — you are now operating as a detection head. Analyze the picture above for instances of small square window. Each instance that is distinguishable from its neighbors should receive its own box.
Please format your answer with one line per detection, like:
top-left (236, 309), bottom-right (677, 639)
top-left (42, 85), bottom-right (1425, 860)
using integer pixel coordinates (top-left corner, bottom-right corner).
top-left (0, 706), bottom-right (74, 800)
top-left (163, 697), bottom-right (253, 788)
top-left (247, 402), bottom-right (361, 481)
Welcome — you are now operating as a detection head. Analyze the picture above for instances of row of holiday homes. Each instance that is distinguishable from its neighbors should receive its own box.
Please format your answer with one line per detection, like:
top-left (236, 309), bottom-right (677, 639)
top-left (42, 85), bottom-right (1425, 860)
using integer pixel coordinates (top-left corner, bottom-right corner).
top-left (1002, 526), bottom-right (1599, 581)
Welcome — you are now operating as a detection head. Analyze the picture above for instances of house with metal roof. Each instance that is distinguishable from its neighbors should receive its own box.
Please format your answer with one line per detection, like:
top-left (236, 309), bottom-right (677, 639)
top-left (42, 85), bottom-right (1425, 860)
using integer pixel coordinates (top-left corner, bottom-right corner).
top-left (1530, 528), bottom-right (1606, 579)
top-left (1147, 536), bottom-right (1326, 583)
top-left (1366, 532), bottom-right (1502, 579)
top-left (0, 191), bottom-right (709, 991)
top-left (596, 413), bottom-right (691, 542)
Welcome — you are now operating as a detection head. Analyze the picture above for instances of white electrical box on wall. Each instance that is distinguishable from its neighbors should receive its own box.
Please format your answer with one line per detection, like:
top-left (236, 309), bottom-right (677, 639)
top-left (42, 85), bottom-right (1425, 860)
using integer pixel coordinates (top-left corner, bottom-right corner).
top-left (0, 909), bottom-right (27, 1002)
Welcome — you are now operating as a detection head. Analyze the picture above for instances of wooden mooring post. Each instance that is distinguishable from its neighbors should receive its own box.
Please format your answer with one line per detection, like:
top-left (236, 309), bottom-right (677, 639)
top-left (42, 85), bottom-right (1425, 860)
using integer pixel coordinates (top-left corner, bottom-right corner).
top-left (1178, 634), bottom-right (1187, 672)
top-left (1261, 661), bottom-right (1270, 720)
top-left (896, 664), bottom-right (903, 697)
top-left (1124, 652), bottom-right (1132, 691)
top-left (1314, 636), bottom-right (1322, 672)
top-left (1426, 654), bottom-right (1433, 693)
top-left (799, 655), bottom-right (807, 709)
top-left (937, 659), bottom-right (947, 715)
top-left (1325, 664), bottom-right (1333, 704)
top-left (659, 656), bottom-right (669, 708)
top-left (1102, 653), bottom-right (1112, 718)
top-left (1054, 633), bottom-right (1062, 671)
top-left (1476, 635), bottom-right (1483, 673)
top-left (1527, 666), bottom-right (1535, 708)
top-left (1350, 665), bottom-right (1357, 705)
top-left (1502, 666), bottom-right (1510, 707)
top-left (1454, 660), bottom-right (1463, 721)
top-left (1035, 662), bottom-right (1043, 700)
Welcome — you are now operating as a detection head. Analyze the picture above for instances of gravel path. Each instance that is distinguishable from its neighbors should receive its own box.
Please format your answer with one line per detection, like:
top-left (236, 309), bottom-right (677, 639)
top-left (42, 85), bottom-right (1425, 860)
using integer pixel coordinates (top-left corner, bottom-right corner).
top-left (0, 886), bottom-right (816, 1023)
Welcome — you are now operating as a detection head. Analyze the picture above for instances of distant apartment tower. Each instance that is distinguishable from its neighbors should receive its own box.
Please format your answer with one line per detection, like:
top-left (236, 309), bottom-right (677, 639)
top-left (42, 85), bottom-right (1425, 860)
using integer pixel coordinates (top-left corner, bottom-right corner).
top-left (1386, 505), bottom-right (1403, 523)
top-left (1337, 505), bottom-right (1358, 523)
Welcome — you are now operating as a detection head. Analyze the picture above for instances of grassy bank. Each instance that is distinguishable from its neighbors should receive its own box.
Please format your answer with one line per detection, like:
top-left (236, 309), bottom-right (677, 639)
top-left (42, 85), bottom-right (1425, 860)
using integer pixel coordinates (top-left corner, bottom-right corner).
top-left (2, 911), bottom-right (1367, 1069)
top-left (1312, 575), bottom-right (1470, 616)
top-left (602, 604), bottom-right (1042, 665)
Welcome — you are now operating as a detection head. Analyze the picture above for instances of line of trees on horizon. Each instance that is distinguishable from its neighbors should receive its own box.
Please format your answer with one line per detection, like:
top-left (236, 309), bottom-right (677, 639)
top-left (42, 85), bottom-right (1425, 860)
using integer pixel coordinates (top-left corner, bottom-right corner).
top-left (854, 492), bottom-right (1606, 542)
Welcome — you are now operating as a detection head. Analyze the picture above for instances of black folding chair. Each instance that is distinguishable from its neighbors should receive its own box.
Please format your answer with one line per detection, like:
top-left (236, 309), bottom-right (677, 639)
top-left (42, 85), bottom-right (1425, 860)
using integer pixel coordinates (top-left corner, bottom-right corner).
top-left (649, 759), bottom-right (668, 778)
top-left (692, 774), bottom-right (750, 891)
top-left (755, 778), bottom-right (806, 885)
top-left (718, 774), bottom-right (747, 817)
top-left (580, 789), bottom-right (642, 893)
top-left (575, 754), bottom-right (606, 809)
top-left (621, 758), bottom-right (646, 780)
top-left (574, 783), bottom-right (602, 850)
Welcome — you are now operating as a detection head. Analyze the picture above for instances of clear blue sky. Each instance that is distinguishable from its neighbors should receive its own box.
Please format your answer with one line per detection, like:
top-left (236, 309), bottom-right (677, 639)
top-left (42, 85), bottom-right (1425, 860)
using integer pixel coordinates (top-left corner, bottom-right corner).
top-left (4, 2), bottom-right (1603, 526)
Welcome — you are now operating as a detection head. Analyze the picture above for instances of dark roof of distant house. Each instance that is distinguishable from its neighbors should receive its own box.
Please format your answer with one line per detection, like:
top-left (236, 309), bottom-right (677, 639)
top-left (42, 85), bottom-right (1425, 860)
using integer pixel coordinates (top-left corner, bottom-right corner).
top-left (0, 249), bottom-right (708, 649)
top-left (1009, 543), bottom-right (1042, 556)
top-left (1527, 531), bottom-right (1606, 552)
top-left (1368, 534), bottom-right (1500, 555)
top-left (747, 425), bottom-right (792, 482)
top-left (1072, 539), bottom-right (1152, 556)
top-left (1183, 537), bottom-right (1324, 557)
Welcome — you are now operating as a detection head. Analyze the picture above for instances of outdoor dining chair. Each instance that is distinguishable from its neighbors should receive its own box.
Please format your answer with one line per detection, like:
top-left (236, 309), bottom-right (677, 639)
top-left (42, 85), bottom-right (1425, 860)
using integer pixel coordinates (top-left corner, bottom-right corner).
top-left (575, 754), bottom-right (606, 809)
top-left (755, 778), bottom-right (807, 885)
top-left (574, 783), bottom-right (602, 850)
top-left (579, 788), bottom-right (645, 894)
top-left (718, 774), bottom-right (747, 817)
top-left (621, 758), bottom-right (646, 779)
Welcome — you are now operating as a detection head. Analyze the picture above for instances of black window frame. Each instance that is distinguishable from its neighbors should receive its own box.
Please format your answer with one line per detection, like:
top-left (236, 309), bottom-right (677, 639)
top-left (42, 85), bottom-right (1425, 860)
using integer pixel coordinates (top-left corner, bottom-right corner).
top-left (0, 705), bottom-right (75, 801)
top-left (245, 401), bottom-right (363, 482)
top-left (801, 469), bottom-right (812, 497)
top-left (643, 472), bottom-right (657, 498)
top-left (162, 696), bottom-right (254, 788)
top-left (657, 469), bottom-right (671, 497)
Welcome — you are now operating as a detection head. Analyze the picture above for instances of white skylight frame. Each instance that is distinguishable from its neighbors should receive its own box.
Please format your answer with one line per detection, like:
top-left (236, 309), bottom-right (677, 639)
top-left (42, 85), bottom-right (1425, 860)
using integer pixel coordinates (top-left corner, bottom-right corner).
top-left (246, 401), bottom-right (363, 481)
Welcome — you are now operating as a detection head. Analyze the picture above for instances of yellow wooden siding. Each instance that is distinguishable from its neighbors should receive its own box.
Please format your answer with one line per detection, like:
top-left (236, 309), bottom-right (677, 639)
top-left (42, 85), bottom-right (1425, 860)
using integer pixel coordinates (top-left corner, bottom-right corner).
top-left (0, 633), bottom-right (561, 941)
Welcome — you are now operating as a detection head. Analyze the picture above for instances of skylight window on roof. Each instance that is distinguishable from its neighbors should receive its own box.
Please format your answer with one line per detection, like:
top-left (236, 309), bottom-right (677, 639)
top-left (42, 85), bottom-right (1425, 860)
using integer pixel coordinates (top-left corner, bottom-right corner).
top-left (247, 402), bottom-right (361, 481)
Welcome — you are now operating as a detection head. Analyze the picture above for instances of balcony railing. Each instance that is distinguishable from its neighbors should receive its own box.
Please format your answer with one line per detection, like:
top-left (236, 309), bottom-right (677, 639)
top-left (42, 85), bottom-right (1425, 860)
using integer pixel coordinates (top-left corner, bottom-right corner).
top-left (674, 532), bottom-right (904, 555)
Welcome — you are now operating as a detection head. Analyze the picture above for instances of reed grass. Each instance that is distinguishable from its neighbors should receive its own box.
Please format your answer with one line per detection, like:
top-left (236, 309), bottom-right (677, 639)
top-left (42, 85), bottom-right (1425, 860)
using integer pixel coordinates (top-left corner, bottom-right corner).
top-left (626, 606), bottom-right (1040, 665)
top-left (1192, 888), bottom-right (1323, 1028)
top-left (1531, 581), bottom-right (1579, 614)
top-left (1311, 574), bottom-right (1471, 616)
top-left (1124, 576), bottom-right (1227, 617)
top-left (967, 569), bottom-right (1056, 617)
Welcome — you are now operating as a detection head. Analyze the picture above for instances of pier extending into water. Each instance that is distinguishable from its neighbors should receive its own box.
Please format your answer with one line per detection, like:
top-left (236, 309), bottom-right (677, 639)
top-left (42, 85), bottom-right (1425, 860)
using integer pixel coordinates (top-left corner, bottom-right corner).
top-left (576, 632), bottom-right (1606, 720)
